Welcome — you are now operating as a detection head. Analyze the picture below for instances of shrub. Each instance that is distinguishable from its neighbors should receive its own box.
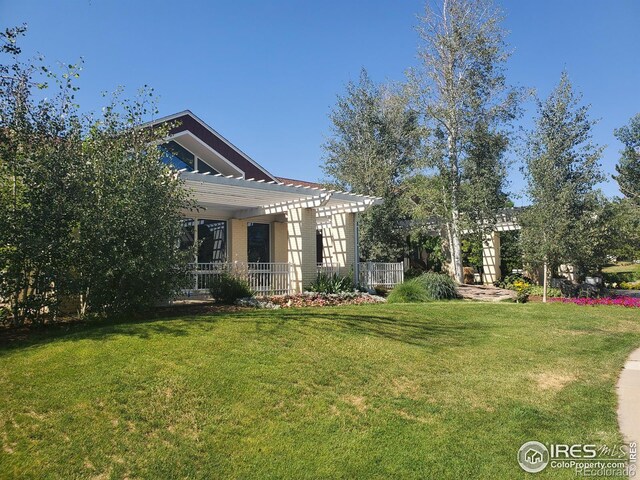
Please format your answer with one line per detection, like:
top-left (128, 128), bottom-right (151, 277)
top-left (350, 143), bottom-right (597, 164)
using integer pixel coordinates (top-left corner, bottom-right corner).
top-left (307, 273), bottom-right (353, 294)
top-left (387, 278), bottom-right (430, 303)
top-left (602, 271), bottom-right (640, 285)
top-left (373, 285), bottom-right (389, 297)
top-left (463, 267), bottom-right (475, 284)
top-left (511, 279), bottom-right (531, 303)
top-left (415, 273), bottom-right (459, 300)
top-left (529, 285), bottom-right (562, 298)
top-left (209, 273), bottom-right (253, 304)
top-left (404, 267), bottom-right (425, 280)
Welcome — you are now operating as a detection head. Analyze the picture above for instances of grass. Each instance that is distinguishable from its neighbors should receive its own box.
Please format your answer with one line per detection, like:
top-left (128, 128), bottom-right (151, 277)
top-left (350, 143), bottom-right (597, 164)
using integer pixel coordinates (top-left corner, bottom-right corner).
top-left (603, 262), bottom-right (640, 275)
top-left (1, 303), bottom-right (639, 479)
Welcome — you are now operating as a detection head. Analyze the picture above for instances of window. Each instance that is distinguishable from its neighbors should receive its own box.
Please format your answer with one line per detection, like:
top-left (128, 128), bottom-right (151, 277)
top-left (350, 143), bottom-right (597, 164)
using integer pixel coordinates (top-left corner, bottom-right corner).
top-left (179, 218), bottom-right (195, 251)
top-left (159, 140), bottom-right (220, 174)
top-left (159, 141), bottom-right (195, 171)
top-left (316, 229), bottom-right (323, 264)
top-left (198, 220), bottom-right (227, 263)
top-left (197, 159), bottom-right (219, 175)
top-left (247, 223), bottom-right (270, 263)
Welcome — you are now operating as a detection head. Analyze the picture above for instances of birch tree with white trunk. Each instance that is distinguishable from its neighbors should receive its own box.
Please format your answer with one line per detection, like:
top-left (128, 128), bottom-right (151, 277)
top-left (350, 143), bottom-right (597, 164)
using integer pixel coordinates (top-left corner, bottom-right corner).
top-left (409, 0), bottom-right (519, 283)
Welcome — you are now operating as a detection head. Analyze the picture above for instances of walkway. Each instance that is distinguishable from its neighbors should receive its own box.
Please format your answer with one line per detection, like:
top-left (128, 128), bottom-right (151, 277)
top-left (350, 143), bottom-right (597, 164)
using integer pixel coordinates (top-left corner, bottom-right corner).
top-left (617, 347), bottom-right (640, 448)
top-left (457, 284), bottom-right (517, 302)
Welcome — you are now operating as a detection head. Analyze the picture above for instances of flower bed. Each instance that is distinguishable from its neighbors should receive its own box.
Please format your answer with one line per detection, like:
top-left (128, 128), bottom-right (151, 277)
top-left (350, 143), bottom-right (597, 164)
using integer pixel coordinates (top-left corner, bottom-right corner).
top-left (236, 291), bottom-right (386, 309)
top-left (549, 297), bottom-right (640, 308)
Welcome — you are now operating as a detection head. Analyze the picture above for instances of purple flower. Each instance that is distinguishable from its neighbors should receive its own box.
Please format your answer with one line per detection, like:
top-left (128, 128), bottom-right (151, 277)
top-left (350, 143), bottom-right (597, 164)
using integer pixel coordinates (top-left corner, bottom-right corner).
top-left (549, 296), bottom-right (640, 308)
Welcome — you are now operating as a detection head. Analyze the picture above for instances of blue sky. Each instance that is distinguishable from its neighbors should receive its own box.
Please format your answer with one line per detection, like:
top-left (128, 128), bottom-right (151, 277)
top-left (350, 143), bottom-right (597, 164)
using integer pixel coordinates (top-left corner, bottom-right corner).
top-left (2, 0), bottom-right (639, 202)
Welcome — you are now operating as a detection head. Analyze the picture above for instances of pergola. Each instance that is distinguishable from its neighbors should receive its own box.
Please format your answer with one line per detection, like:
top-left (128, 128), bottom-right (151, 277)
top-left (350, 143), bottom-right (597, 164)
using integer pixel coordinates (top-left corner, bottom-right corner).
top-left (181, 171), bottom-right (382, 219)
top-left (180, 171), bottom-right (383, 291)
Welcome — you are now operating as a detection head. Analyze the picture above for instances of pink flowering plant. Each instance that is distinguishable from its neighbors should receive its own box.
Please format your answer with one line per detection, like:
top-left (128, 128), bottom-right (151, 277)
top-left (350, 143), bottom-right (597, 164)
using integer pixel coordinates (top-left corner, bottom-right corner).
top-left (549, 296), bottom-right (640, 308)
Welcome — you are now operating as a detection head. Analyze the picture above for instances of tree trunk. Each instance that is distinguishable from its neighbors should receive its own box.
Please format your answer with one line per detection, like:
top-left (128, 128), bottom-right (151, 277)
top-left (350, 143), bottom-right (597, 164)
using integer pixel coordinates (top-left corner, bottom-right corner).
top-left (450, 210), bottom-right (464, 283)
top-left (447, 131), bottom-right (463, 284)
top-left (543, 261), bottom-right (548, 303)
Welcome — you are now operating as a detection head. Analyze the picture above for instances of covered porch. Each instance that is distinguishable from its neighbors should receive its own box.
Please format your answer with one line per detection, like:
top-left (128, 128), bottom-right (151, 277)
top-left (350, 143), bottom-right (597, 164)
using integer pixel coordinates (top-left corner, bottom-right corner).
top-left (179, 172), bottom-right (402, 295)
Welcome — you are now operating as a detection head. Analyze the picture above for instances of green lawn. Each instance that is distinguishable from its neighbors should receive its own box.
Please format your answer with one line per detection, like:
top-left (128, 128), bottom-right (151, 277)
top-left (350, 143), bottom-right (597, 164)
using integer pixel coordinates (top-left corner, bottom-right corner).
top-left (1, 303), bottom-right (639, 479)
top-left (603, 262), bottom-right (640, 275)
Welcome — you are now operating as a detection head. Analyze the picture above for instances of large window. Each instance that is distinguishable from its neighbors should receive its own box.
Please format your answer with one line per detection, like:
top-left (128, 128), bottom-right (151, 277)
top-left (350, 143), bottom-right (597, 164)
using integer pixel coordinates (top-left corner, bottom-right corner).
top-left (248, 223), bottom-right (270, 263)
top-left (160, 141), bottom-right (195, 171)
top-left (159, 140), bottom-right (220, 174)
top-left (198, 220), bottom-right (227, 263)
top-left (178, 218), bottom-right (227, 263)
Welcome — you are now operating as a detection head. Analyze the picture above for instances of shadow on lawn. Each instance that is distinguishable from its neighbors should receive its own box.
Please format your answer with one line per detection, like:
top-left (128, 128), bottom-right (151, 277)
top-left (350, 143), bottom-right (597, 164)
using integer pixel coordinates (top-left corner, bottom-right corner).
top-left (0, 303), bottom-right (487, 354)
top-left (248, 307), bottom-right (488, 349)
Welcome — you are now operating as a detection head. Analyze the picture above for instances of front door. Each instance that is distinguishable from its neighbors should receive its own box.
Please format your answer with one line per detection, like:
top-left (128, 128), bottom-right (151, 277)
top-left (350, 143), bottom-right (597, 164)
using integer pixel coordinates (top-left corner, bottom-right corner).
top-left (247, 223), bottom-right (270, 263)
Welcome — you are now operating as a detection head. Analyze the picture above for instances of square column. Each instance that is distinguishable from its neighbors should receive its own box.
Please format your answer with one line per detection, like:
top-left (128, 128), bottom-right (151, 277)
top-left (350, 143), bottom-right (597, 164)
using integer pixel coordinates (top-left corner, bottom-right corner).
top-left (228, 219), bottom-right (248, 262)
top-left (482, 231), bottom-right (501, 284)
top-left (272, 221), bottom-right (288, 263)
top-left (287, 207), bottom-right (317, 293)
top-left (327, 212), bottom-right (356, 276)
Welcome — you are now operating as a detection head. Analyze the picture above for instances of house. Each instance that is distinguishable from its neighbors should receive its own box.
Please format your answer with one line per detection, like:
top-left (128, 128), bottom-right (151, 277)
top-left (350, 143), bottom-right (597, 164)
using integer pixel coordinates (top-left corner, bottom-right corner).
top-left (146, 111), bottom-right (401, 294)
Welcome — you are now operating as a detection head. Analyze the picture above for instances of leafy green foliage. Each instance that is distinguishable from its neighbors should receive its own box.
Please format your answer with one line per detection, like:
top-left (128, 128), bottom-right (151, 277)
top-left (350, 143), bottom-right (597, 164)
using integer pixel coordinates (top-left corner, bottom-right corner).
top-left (388, 272), bottom-right (458, 303)
top-left (322, 69), bottom-right (420, 261)
top-left (209, 273), bottom-right (253, 304)
top-left (308, 273), bottom-right (353, 294)
top-left (614, 113), bottom-right (640, 205)
top-left (499, 230), bottom-right (524, 276)
top-left (528, 285), bottom-right (562, 298)
top-left (0, 27), bottom-right (193, 325)
top-left (409, 0), bottom-right (521, 282)
top-left (520, 72), bottom-right (605, 280)
top-left (414, 272), bottom-right (459, 300)
top-left (387, 278), bottom-right (430, 303)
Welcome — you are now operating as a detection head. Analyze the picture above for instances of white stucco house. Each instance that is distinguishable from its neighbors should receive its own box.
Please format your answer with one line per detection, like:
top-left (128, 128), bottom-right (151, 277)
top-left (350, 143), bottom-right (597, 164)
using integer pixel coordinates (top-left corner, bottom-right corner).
top-left (147, 111), bottom-right (403, 295)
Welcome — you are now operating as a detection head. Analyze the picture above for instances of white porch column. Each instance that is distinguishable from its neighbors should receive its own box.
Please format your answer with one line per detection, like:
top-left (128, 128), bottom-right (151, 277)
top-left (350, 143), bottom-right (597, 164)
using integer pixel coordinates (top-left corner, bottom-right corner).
top-left (482, 231), bottom-right (501, 284)
top-left (327, 212), bottom-right (356, 277)
top-left (287, 207), bottom-right (317, 293)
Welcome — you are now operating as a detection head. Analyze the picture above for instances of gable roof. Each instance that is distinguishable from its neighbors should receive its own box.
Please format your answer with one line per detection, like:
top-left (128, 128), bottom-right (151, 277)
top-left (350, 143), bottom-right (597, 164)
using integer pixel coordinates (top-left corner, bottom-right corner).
top-left (275, 177), bottom-right (324, 189)
top-left (146, 110), bottom-right (278, 182)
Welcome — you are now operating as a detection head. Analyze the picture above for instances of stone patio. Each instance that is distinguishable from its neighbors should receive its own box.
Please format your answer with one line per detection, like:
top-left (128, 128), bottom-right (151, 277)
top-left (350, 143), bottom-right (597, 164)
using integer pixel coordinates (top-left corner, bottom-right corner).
top-left (457, 284), bottom-right (517, 302)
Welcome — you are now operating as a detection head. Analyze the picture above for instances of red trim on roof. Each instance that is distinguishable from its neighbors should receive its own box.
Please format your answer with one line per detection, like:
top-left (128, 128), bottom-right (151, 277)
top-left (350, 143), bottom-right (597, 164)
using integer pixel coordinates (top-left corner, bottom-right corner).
top-left (153, 113), bottom-right (277, 182)
top-left (275, 177), bottom-right (324, 189)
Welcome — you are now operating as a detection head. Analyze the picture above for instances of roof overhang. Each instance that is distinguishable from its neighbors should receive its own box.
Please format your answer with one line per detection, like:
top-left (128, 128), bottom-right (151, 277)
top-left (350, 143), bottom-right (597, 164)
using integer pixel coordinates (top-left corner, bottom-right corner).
top-left (181, 171), bottom-right (382, 220)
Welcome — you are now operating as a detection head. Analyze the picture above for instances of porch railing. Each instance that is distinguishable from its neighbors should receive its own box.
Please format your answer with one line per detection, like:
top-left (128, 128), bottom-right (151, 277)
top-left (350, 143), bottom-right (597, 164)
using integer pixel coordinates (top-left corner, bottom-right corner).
top-left (316, 263), bottom-right (341, 276)
top-left (190, 262), bottom-right (292, 296)
top-left (188, 261), bottom-right (404, 297)
top-left (358, 262), bottom-right (404, 289)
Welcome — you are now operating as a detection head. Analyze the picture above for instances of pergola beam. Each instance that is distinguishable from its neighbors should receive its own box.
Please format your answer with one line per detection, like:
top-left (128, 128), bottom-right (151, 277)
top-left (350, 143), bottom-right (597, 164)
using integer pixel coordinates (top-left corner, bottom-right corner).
top-left (233, 193), bottom-right (333, 219)
top-left (316, 198), bottom-right (379, 217)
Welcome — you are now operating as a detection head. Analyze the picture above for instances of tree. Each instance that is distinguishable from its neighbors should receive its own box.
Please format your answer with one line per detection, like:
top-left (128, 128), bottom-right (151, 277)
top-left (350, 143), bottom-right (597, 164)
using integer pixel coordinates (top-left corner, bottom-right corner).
top-left (0, 26), bottom-right (194, 325)
top-left (614, 113), bottom-right (640, 204)
top-left (73, 92), bottom-right (196, 317)
top-left (322, 69), bottom-right (420, 261)
top-left (0, 25), bottom-right (85, 325)
top-left (409, 0), bottom-right (519, 282)
top-left (519, 72), bottom-right (604, 301)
